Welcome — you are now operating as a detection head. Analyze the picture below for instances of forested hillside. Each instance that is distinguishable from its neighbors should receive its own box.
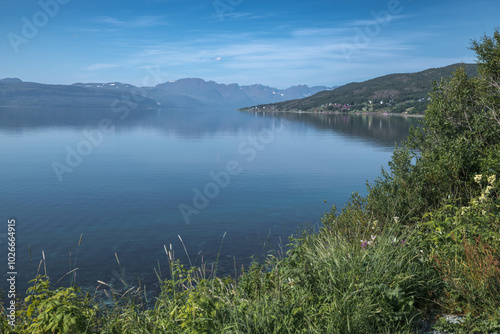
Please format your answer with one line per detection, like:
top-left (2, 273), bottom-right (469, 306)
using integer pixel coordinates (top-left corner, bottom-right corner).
top-left (248, 63), bottom-right (478, 114)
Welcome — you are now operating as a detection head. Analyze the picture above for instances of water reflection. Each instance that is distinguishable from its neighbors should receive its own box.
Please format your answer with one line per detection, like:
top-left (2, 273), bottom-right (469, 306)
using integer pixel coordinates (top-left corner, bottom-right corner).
top-left (261, 111), bottom-right (422, 147)
top-left (0, 107), bottom-right (421, 146)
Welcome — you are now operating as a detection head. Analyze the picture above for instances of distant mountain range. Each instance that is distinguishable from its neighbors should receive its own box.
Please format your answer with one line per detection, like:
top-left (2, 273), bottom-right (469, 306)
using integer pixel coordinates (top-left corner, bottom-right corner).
top-left (245, 63), bottom-right (478, 114)
top-left (0, 77), bottom-right (333, 109)
top-left (0, 64), bottom-right (480, 113)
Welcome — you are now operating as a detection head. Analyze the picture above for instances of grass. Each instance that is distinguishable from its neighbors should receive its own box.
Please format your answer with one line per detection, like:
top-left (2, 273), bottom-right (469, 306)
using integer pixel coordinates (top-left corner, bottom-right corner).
top-left (0, 215), bottom-right (438, 333)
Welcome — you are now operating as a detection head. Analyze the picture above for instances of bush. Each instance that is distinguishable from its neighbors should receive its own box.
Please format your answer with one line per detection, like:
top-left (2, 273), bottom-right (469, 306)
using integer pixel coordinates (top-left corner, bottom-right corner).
top-left (12, 275), bottom-right (97, 334)
top-left (368, 30), bottom-right (500, 224)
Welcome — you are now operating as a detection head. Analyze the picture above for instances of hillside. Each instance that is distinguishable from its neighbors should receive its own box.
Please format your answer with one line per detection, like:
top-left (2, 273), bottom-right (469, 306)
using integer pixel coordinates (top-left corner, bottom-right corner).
top-left (245, 63), bottom-right (478, 114)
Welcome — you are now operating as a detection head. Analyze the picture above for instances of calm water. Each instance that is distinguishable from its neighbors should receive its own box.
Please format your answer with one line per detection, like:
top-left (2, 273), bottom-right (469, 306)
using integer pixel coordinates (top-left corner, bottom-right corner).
top-left (0, 107), bottom-right (420, 297)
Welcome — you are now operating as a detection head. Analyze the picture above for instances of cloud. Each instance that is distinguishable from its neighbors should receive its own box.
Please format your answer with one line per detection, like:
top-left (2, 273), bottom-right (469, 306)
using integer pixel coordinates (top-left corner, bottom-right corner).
top-left (96, 15), bottom-right (170, 28)
top-left (347, 14), bottom-right (411, 28)
top-left (114, 27), bottom-right (414, 86)
top-left (214, 11), bottom-right (270, 20)
top-left (81, 63), bottom-right (122, 71)
top-left (76, 23), bottom-right (470, 88)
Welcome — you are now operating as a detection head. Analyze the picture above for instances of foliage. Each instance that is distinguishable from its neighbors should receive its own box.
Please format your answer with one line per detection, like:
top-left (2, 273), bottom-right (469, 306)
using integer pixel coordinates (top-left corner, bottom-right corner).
top-left (434, 236), bottom-right (500, 315)
top-left (433, 312), bottom-right (500, 334)
top-left (367, 30), bottom-right (500, 223)
top-left (319, 192), bottom-right (377, 242)
top-left (9, 275), bottom-right (97, 334)
top-left (285, 219), bottom-right (438, 332)
top-left (420, 174), bottom-right (500, 254)
top-left (415, 174), bottom-right (500, 318)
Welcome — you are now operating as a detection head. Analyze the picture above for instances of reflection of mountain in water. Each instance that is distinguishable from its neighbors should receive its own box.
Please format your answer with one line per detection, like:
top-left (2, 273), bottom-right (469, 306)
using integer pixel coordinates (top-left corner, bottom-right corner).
top-left (0, 106), bottom-right (158, 131)
top-left (262, 112), bottom-right (422, 147)
top-left (0, 107), bottom-right (279, 136)
top-left (0, 107), bottom-right (420, 146)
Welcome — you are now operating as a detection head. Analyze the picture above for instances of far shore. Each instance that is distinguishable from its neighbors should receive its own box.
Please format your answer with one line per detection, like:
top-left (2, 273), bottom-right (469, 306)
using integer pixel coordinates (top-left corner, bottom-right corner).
top-left (240, 108), bottom-right (425, 118)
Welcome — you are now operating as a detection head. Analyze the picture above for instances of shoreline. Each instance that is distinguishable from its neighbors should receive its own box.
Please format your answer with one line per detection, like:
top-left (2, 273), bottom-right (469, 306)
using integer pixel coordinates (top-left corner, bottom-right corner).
top-left (240, 108), bottom-right (425, 118)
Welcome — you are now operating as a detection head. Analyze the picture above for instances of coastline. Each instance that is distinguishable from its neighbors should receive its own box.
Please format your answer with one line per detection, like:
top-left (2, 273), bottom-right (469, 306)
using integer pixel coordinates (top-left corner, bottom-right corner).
top-left (240, 108), bottom-right (425, 118)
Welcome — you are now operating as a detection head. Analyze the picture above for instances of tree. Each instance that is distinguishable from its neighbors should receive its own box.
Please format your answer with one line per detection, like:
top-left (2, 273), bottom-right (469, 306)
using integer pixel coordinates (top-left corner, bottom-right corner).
top-left (367, 29), bottom-right (500, 223)
top-left (471, 29), bottom-right (500, 128)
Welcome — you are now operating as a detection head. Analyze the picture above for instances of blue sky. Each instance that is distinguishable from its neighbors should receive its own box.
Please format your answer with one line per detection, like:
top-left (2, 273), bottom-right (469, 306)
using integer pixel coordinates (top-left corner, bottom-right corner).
top-left (1, 0), bottom-right (499, 88)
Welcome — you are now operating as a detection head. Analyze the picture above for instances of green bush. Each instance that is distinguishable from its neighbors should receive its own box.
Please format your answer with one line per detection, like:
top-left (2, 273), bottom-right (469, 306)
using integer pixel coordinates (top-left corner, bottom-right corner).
top-left (368, 30), bottom-right (500, 224)
top-left (12, 275), bottom-right (96, 334)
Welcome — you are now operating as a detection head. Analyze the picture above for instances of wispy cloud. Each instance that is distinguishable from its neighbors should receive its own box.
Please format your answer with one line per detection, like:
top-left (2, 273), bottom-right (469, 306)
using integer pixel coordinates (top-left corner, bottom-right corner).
top-left (110, 26), bottom-right (430, 87)
top-left (347, 14), bottom-right (412, 27)
top-left (81, 63), bottom-right (122, 71)
top-left (96, 15), bottom-right (170, 28)
top-left (71, 15), bottom-right (476, 87)
top-left (212, 11), bottom-right (271, 21)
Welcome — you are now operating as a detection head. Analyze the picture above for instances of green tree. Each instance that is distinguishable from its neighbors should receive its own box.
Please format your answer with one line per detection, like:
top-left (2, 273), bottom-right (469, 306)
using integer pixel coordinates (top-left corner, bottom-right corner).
top-left (367, 29), bottom-right (500, 223)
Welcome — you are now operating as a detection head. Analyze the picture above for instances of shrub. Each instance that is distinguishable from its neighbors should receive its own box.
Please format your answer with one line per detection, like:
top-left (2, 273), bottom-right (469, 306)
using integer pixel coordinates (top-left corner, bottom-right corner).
top-left (14, 275), bottom-right (96, 334)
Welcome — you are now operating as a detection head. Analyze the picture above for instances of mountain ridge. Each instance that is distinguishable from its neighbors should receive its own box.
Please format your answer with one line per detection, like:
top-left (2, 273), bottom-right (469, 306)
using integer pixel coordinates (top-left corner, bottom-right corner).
top-left (0, 78), bottom-right (334, 109)
top-left (0, 64), bottom-right (480, 112)
top-left (244, 63), bottom-right (479, 114)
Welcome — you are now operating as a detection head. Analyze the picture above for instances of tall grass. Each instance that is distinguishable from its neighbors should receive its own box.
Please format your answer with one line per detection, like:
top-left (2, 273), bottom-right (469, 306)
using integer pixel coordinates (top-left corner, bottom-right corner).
top-left (1, 216), bottom-right (439, 333)
top-left (99, 219), bottom-right (437, 333)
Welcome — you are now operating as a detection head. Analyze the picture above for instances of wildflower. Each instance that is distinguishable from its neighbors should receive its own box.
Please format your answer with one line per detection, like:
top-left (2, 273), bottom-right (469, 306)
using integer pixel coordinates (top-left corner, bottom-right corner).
top-left (488, 175), bottom-right (496, 185)
top-left (401, 240), bottom-right (406, 245)
top-left (371, 235), bottom-right (377, 241)
top-left (460, 206), bottom-right (470, 216)
top-left (393, 216), bottom-right (400, 224)
top-left (485, 185), bottom-right (493, 195)
top-left (361, 240), bottom-right (368, 248)
top-left (474, 174), bottom-right (483, 184)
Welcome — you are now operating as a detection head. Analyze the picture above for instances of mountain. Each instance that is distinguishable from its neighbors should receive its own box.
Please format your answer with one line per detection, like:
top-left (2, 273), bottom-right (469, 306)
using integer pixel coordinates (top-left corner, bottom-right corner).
top-left (150, 78), bottom-right (333, 107)
top-left (0, 78), bottom-right (333, 110)
top-left (152, 78), bottom-right (242, 107)
top-left (72, 79), bottom-right (333, 108)
top-left (0, 81), bottom-right (159, 109)
top-left (0, 78), bottom-right (23, 83)
top-left (246, 63), bottom-right (478, 114)
top-left (240, 84), bottom-right (331, 104)
top-left (72, 82), bottom-right (138, 90)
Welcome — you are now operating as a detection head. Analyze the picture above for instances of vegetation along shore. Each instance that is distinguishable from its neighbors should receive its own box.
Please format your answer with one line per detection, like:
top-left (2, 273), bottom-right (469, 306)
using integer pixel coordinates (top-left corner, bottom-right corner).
top-left (241, 63), bottom-right (478, 116)
top-left (1, 30), bottom-right (500, 333)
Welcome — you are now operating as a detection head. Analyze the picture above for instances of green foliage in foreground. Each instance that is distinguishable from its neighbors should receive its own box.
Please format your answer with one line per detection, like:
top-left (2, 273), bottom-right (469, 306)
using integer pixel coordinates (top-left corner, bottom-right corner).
top-left (0, 219), bottom-right (438, 334)
top-left (2, 30), bottom-right (500, 334)
top-left (367, 30), bottom-right (500, 223)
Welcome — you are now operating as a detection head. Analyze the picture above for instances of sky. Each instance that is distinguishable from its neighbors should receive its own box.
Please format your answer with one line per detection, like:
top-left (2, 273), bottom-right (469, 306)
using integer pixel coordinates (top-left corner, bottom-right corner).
top-left (1, 0), bottom-right (499, 89)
